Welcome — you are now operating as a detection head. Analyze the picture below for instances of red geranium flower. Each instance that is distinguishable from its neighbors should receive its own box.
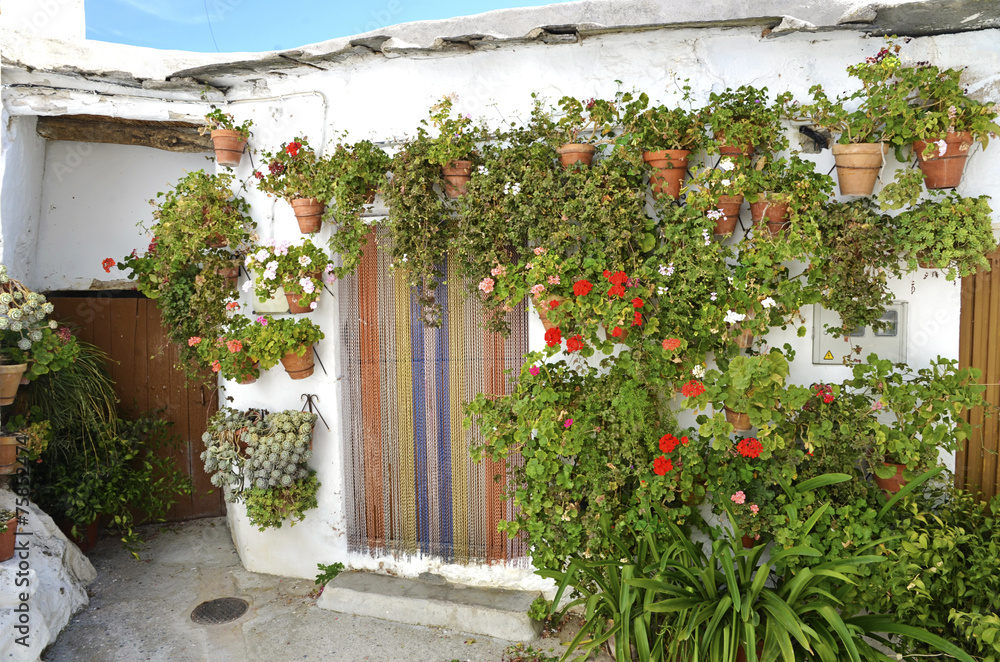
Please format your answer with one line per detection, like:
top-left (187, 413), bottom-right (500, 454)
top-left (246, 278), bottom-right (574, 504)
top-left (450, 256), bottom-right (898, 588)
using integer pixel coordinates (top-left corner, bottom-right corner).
top-left (253, 171), bottom-right (263, 180)
top-left (659, 433), bottom-right (679, 454)
top-left (736, 437), bottom-right (763, 459)
top-left (662, 338), bottom-right (681, 351)
top-left (566, 334), bottom-right (584, 353)
top-left (286, 141), bottom-right (302, 156)
top-left (544, 326), bottom-right (562, 347)
top-left (632, 297), bottom-right (644, 309)
top-left (632, 311), bottom-right (643, 326)
top-left (608, 271), bottom-right (628, 286)
top-left (602, 269), bottom-right (611, 279)
top-left (680, 435), bottom-right (689, 445)
top-left (611, 326), bottom-right (624, 338)
top-left (101, 257), bottom-right (116, 273)
top-left (653, 456), bottom-right (674, 476)
top-left (549, 299), bottom-right (561, 309)
top-left (680, 380), bottom-right (705, 398)
top-left (573, 279), bottom-right (593, 296)
top-left (608, 284), bottom-right (626, 298)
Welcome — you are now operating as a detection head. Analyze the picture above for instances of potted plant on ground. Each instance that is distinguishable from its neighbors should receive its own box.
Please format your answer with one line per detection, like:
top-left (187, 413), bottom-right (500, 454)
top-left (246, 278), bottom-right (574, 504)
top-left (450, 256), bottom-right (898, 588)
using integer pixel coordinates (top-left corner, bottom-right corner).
top-left (243, 238), bottom-right (334, 313)
top-left (254, 137), bottom-right (337, 233)
top-left (325, 138), bottom-right (390, 277)
top-left (201, 108), bottom-right (252, 168)
top-left (253, 316), bottom-right (324, 380)
top-left (621, 81), bottom-right (705, 199)
top-left (0, 508), bottom-right (17, 562)
top-left (895, 193), bottom-right (998, 278)
top-left (795, 44), bottom-right (914, 196)
top-left (0, 265), bottom-right (63, 403)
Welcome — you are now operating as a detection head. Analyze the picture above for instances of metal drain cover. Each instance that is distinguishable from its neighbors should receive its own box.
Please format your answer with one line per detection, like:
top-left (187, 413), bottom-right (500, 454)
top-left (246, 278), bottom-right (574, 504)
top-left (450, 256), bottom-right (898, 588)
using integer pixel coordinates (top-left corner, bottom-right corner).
top-left (190, 597), bottom-right (248, 625)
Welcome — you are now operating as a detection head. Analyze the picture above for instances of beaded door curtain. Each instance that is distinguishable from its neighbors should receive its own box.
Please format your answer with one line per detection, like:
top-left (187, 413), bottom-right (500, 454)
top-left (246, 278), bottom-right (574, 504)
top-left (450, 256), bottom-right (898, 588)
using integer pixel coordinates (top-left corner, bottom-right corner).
top-left (339, 228), bottom-right (528, 564)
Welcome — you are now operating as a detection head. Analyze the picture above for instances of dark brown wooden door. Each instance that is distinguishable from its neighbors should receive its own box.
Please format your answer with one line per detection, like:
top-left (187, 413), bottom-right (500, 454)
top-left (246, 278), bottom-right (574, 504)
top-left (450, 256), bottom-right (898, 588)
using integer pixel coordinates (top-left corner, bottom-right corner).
top-left (958, 249), bottom-right (1000, 500)
top-left (49, 294), bottom-right (224, 520)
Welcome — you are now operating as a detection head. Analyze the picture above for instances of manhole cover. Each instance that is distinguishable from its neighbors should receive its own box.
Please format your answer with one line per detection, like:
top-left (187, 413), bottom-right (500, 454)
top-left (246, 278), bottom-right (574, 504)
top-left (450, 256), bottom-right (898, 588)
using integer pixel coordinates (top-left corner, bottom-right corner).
top-left (190, 597), bottom-right (249, 625)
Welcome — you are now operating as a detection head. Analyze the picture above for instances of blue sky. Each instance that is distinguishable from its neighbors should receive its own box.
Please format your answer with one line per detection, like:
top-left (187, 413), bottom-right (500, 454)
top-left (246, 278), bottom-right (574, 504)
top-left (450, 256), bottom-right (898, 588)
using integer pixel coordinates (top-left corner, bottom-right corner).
top-left (86, 0), bottom-right (578, 52)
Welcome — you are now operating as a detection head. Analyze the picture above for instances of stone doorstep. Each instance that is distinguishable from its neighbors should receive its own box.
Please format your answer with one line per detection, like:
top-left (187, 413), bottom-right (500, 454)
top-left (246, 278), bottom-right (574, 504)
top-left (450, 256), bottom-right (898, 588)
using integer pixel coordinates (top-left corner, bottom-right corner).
top-left (316, 571), bottom-right (542, 642)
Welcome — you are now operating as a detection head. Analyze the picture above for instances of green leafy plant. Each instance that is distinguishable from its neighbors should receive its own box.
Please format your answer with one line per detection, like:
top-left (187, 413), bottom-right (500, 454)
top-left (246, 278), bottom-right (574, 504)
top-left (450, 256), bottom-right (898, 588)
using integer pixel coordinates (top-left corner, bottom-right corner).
top-left (252, 316), bottom-right (324, 368)
top-left (704, 85), bottom-right (791, 154)
top-left (254, 137), bottom-right (337, 203)
top-left (554, 93), bottom-right (626, 145)
top-left (895, 193), bottom-right (998, 278)
top-left (243, 238), bottom-right (334, 308)
top-left (0, 265), bottom-right (65, 375)
top-left (312, 561), bottom-right (345, 596)
top-left (201, 107), bottom-right (252, 141)
top-left (621, 80), bottom-right (706, 152)
top-left (325, 138), bottom-right (390, 277)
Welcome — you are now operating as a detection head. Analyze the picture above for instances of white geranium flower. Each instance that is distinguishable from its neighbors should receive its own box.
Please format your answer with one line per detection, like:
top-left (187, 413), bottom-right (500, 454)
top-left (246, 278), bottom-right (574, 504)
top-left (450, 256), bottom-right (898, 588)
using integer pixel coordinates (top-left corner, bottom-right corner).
top-left (692, 364), bottom-right (706, 379)
top-left (721, 179), bottom-right (731, 187)
top-left (254, 249), bottom-right (270, 262)
top-left (935, 139), bottom-right (948, 156)
top-left (298, 255), bottom-right (312, 267)
top-left (761, 297), bottom-right (777, 309)
top-left (710, 291), bottom-right (717, 301)
top-left (242, 280), bottom-right (253, 293)
top-left (718, 158), bottom-right (735, 172)
top-left (724, 310), bottom-right (747, 324)
top-left (477, 165), bottom-right (489, 175)
top-left (300, 277), bottom-right (316, 294)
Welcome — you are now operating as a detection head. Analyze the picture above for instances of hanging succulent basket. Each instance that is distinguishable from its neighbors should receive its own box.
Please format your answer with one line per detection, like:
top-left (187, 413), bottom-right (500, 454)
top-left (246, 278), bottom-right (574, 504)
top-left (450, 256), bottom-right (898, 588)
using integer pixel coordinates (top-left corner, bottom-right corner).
top-left (210, 129), bottom-right (247, 168)
top-left (556, 144), bottom-right (596, 169)
top-left (913, 131), bottom-right (972, 189)
top-left (281, 347), bottom-right (315, 380)
top-left (442, 160), bottom-right (473, 198)
top-left (643, 149), bottom-right (690, 200)
top-left (290, 197), bottom-right (325, 234)
top-left (831, 142), bottom-right (887, 196)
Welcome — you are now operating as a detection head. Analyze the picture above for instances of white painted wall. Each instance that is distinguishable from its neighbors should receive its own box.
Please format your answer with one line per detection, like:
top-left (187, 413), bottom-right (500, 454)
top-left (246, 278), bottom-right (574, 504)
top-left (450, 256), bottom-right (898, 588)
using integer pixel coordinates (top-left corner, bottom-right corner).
top-left (0, 113), bottom-right (46, 283)
top-left (5, 21), bottom-right (1000, 590)
top-left (0, 0), bottom-right (85, 40)
top-left (32, 141), bottom-right (212, 291)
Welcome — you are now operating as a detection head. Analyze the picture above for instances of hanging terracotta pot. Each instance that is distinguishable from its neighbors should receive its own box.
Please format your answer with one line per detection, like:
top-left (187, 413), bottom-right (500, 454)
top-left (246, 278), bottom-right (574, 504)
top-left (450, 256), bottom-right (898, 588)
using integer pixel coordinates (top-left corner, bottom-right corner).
top-left (601, 323), bottom-right (630, 342)
top-left (556, 143), bottom-right (596, 168)
top-left (916, 252), bottom-right (941, 270)
top-left (0, 511), bottom-right (18, 562)
top-left (713, 194), bottom-right (744, 235)
top-left (532, 295), bottom-right (564, 331)
top-left (873, 462), bottom-right (907, 493)
top-left (237, 362), bottom-right (260, 385)
top-left (210, 129), bottom-right (247, 168)
top-left (741, 534), bottom-right (759, 549)
top-left (725, 407), bottom-right (751, 431)
top-left (734, 327), bottom-right (754, 349)
top-left (0, 436), bottom-right (23, 475)
top-left (913, 131), bottom-right (972, 189)
top-left (290, 197), bottom-right (325, 234)
top-left (285, 291), bottom-right (319, 314)
top-left (205, 233), bottom-right (228, 249)
top-left (281, 347), bottom-right (315, 380)
top-left (831, 143), bottom-right (888, 196)
top-left (442, 160), bottom-right (473, 198)
top-left (216, 259), bottom-right (241, 288)
top-left (714, 133), bottom-right (753, 158)
top-left (749, 196), bottom-right (791, 236)
top-left (643, 149), bottom-right (690, 199)
top-left (0, 363), bottom-right (27, 406)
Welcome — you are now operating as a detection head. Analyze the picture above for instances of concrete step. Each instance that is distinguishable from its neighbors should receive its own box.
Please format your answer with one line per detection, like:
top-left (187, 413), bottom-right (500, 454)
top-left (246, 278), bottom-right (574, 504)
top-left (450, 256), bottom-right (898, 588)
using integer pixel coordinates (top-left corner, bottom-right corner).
top-left (316, 571), bottom-right (543, 641)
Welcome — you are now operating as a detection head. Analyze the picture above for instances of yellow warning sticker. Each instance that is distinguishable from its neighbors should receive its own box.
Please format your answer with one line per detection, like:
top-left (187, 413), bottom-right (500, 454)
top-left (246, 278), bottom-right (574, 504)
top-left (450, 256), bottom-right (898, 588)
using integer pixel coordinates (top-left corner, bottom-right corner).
top-left (823, 350), bottom-right (834, 361)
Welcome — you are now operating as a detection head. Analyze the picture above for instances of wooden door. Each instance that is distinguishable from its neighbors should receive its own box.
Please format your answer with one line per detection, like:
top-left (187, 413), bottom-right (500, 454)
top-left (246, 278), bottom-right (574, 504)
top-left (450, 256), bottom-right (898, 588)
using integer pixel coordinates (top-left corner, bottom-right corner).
top-left (49, 293), bottom-right (224, 520)
top-left (957, 249), bottom-right (1000, 500)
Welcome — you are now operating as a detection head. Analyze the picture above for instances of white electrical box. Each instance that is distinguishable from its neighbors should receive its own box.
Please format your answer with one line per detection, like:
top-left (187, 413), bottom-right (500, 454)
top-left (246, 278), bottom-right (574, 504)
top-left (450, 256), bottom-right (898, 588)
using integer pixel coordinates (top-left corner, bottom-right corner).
top-left (812, 303), bottom-right (907, 365)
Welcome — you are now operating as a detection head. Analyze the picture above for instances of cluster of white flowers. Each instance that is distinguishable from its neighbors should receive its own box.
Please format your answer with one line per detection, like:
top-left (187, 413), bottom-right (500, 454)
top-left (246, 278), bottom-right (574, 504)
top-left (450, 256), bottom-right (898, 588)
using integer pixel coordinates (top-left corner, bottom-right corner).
top-left (477, 165), bottom-right (489, 176)
top-left (503, 182), bottom-right (522, 195)
top-left (718, 158), bottom-right (735, 172)
top-left (710, 291), bottom-right (718, 301)
top-left (298, 255), bottom-right (312, 267)
top-left (692, 364), bottom-right (706, 379)
top-left (657, 286), bottom-right (669, 295)
top-left (299, 277), bottom-right (316, 294)
top-left (659, 262), bottom-right (675, 277)
top-left (262, 260), bottom-right (278, 281)
top-left (702, 228), bottom-right (712, 246)
top-left (705, 208), bottom-right (724, 221)
top-left (935, 138), bottom-right (948, 156)
top-left (760, 296), bottom-right (776, 309)
top-left (723, 310), bottom-right (747, 324)
top-left (323, 263), bottom-right (336, 285)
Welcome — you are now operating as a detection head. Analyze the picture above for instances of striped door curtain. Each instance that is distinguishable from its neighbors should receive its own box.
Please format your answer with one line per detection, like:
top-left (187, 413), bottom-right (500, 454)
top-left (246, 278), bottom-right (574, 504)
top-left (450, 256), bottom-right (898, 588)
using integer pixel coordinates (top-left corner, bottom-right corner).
top-left (339, 228), bottom-right (528, 564)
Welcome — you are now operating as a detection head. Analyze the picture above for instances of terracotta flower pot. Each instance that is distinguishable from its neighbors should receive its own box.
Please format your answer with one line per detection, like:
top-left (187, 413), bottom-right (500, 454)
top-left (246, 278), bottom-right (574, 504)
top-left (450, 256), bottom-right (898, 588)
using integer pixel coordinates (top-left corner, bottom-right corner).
top-left (749, 197), bottom-right (791, 236)
top-left (532, 295), bottom-right (564, 331)
top-left (210, 129), bottom-right (247, 168)
top-left (281, 347), bottom-right (315, 380)
top-left (873, 461), bottom-right (907, 493)
top-left (916, 252), bottom-right (942, 270)
top-left (290, 197), bottom-right (325, 234)
top-left (285, 291), bottom-right (318, 314)
top-left (442, 160), bottom-right (473, 198)
top-left (734, 327), bottom-right (754, 349)
top-left (56, 519), bottom-right (99, 553)
top-left (205, 233), bottom-right (228, 248)
top-left (216, 259), bottom-right (241, 288)
top-left (725, 407), bottom-right (751, 431)
top-left (601, 323), bottom-right (630, 342)
top-left (0, 436), bottom-right (23, 475)
top-left (237, 362), bottom-right (260, 385)
top-left (714, 194), bottom-right (744, 235)
top-left (643, 149), bottom-right (690, 199)
top-left (0, 363), bottom-right (28, 406)
top-left (741, 534), bottom-right (759, 549)
top-left (556, 143), bottom-right (596, 168)
top-left (0, 513), bottom-right (18, 562)
top-left (913, 131), bottom-right (972, 189)
top-left (831, 142), bottom-right (888, 196)
top-left (715, 133), bottom-right (753, 158)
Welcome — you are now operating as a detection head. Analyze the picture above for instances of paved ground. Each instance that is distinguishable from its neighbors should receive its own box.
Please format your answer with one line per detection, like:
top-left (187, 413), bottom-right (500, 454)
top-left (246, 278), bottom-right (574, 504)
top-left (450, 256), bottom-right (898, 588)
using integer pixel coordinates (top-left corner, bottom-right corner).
top-left (42, 517), bottom-right (562, 662)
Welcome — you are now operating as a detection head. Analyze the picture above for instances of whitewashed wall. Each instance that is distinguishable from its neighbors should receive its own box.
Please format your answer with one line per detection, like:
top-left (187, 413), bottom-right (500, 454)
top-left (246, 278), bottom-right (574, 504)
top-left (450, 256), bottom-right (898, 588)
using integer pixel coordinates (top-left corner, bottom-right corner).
top-left (0, 114), bottom-right (46, 281)
top-left (7, 23), bottom-right (1000, 589)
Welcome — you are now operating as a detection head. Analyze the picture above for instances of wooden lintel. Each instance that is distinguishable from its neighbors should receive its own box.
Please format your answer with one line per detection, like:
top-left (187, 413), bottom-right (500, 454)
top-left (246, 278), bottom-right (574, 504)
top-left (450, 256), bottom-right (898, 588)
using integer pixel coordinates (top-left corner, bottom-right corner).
top-left (36, 115), bottom-right (214, 153)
